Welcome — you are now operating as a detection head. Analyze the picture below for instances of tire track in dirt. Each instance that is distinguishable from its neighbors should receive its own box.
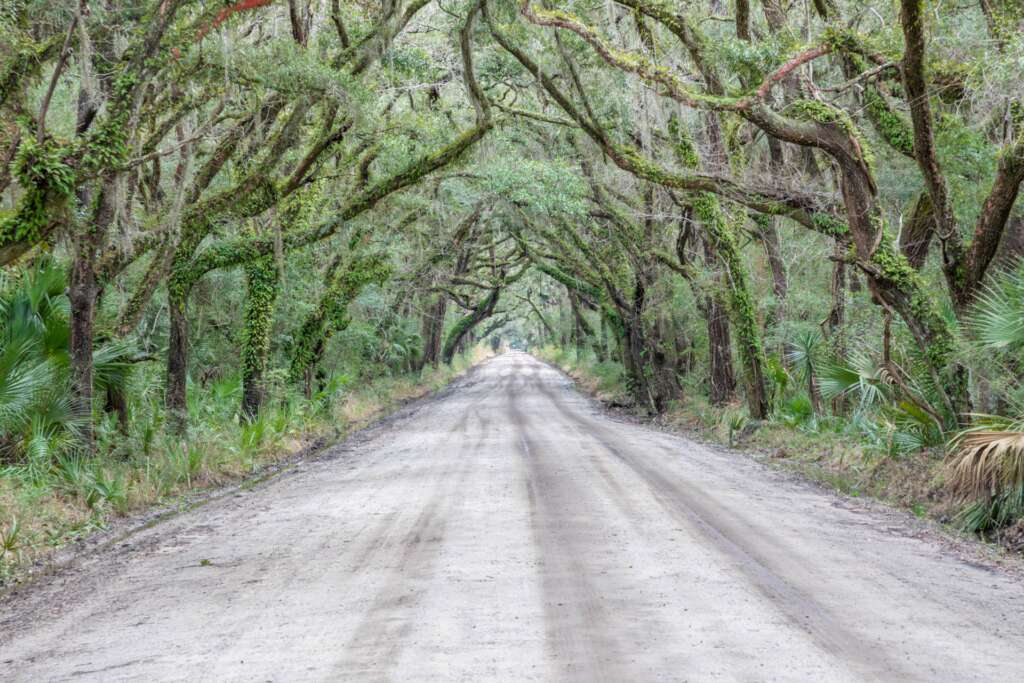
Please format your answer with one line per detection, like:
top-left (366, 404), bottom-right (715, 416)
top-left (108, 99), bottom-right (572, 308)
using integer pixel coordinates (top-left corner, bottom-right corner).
top-left (529, 368), bottom-right (903, 680)
top-left (332, 403), bottom-right (486, 677)
top-left (506, 357), bottom-right (637, 682)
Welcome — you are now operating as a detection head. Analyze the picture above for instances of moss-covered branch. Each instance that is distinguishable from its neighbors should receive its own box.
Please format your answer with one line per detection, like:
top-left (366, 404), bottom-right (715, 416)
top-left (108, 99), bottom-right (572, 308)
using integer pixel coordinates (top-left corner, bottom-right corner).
top-left (289, 254), bottom-right (391, 384)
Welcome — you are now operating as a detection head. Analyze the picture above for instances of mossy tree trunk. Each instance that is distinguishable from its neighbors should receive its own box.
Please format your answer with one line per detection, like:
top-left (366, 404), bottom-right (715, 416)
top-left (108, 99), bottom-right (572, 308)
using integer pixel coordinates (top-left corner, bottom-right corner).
top-left (289, 254), bottom-right (390, 393)
top-left (442, 287), bottom-right (500, 364)
top-left (691, 194), bottom-right (768, 418)
top-left (68, 252), bottom-right (99, 449)
top-left (241, 254), bottom-right (280, 420)
top-left (69, 177), bottom-right (117, 451)
top-left (706, 295), bottom-right (736, 406)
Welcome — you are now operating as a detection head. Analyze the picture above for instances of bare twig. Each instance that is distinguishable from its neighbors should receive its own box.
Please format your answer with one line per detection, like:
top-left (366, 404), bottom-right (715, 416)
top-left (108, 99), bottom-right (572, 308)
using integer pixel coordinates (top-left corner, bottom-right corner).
top-left (37, 14), bottom-right (80, 143)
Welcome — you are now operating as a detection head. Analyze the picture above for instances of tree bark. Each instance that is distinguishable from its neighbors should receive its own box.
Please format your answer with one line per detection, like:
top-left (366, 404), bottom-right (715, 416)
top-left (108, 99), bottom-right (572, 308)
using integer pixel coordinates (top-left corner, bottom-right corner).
top-left (68, 254), bottom-right (99, 449)
top-left (824, 240), bottom-right (848, 414)
top-left (443, 288), bottom-right (500, 364)
top-left (68, 177), bottom-right (116, 450)
top-left (676, 209), bottom-right (736, 406)
top-left (241, 254), bottom-right (279, 420)
top-left (166, 292), bottom-right (189, 433)
top-left (706, 294), bottom-right (736, 406)
top-left (419, 295), bottom-right (448, 369)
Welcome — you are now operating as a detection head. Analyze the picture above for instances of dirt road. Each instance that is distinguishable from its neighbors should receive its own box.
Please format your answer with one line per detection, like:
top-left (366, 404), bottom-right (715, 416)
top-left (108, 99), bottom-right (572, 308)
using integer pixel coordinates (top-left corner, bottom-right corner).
top-left (2, 353), bottom-right (1023, 681)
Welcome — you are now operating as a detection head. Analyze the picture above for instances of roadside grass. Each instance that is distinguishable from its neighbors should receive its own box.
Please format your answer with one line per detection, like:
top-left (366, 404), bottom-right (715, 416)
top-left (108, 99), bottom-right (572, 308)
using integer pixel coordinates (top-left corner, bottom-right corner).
top-left (536, 346), bottom-right (994, 550)
top-left (0, 347), bottom-right (490, 584)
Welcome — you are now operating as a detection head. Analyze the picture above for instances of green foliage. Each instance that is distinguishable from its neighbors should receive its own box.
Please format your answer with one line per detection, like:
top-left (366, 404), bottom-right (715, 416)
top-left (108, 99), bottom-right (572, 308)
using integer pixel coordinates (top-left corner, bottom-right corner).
top-left (967, 259), bottom-right (1024, 352)
top-left (241, 254), bottom-right (280, 393)
top-left (934, 113), bottom-right (999, 225)
top-left (289, 254), bottom-right (391, 382)
top-left (0, 262), bottom-right (135, 468)
top-left (1, 135), bottom-right (75, 246)
top-left (777, 393), bottom-right (813, 427)
top-left (712, 33), bottom-right (785, 85)
top-left (0, 516), bottom-right (20, 561)
top-left (786, 330), bottom-right (823, 384)
top-left (817, 352), bottom-right (889, 411)
top-left (480, 151), bottom-right (588, 217)
top-left (222, 38), bottom-right (370, 106)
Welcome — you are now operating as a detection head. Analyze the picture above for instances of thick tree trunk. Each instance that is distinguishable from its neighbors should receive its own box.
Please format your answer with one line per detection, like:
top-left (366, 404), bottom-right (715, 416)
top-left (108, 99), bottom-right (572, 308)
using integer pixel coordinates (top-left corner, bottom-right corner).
top-left (69, 174), bottom-right (116, 449)
top-left (676, 213), bottom-right (736, 406)
top-left (620, 321), bottom-right (655, 413)
top-left (757, 215), bottom-right (788, 354)
top-left (596, 313), bottom-right (608, 361)
top-left (166, 292), bottom-right (189, 433)
top-left (706, 294), bottom-right (736, 406)
top-left (674, 324), bottom-right (695, 375)
top-left (420, 295), bottom-right (448, 368)
top-left (241, 255), bottom-right (279, 420)
top-left (558, 298), bottom-right (569, 346)
top-left (648, 318), bottom-right (682, 409)
top-left (104, 384), bottom-right (129, 433)
top-left (697, 114), bottom-right (770, 418)
top-left (617, 279), bottom-right (680, 414)
top-left (68, 258), bottom-right (98, 449)
top-left (567, 289), bottom-right (591, 357)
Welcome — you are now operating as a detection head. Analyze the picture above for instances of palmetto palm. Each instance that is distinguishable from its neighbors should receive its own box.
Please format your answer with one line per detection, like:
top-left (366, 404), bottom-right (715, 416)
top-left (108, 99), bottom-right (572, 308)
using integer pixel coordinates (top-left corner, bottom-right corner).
top-left (946, 264), bottom-right (1024, 530)
top-left (0, 262), bottom-right (135, 466)
top-left (816, 351), bottom-right (890, 412)
top-left (967, 263), bottom-right (1024, 352)
top-left (785, 330), bottom-right (824, 414)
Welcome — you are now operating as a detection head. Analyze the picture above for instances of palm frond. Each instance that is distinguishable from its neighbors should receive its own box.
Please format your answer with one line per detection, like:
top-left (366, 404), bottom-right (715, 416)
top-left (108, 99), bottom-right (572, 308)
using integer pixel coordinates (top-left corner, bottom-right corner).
top-left (817, 352), bottom-right (889, 409)
top-left (785, 329), bottom-right (822, 379)
top-left (946, 431), bottom-right (1024, 499)
top-left (967, 264), bottom-right (1024, 351)
top-left (92, 338), bottom-right (139, 393)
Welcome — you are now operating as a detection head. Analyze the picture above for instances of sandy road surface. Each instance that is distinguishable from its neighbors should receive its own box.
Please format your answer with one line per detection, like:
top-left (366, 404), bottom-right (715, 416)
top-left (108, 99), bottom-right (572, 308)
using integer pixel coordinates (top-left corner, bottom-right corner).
top-left (2, 352), bottom-right (1023, 681)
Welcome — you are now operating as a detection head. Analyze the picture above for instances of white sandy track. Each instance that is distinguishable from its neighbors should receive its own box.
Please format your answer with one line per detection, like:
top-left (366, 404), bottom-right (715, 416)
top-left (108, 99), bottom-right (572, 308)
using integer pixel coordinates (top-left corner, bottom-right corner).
top-left (2, 352), bottom-right (1023, 681)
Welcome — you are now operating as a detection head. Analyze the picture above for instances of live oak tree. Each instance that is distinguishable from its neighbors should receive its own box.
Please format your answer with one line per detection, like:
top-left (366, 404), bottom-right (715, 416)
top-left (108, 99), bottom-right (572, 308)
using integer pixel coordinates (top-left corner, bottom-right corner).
top-left (2, 0), bottom-right (1024, 531)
